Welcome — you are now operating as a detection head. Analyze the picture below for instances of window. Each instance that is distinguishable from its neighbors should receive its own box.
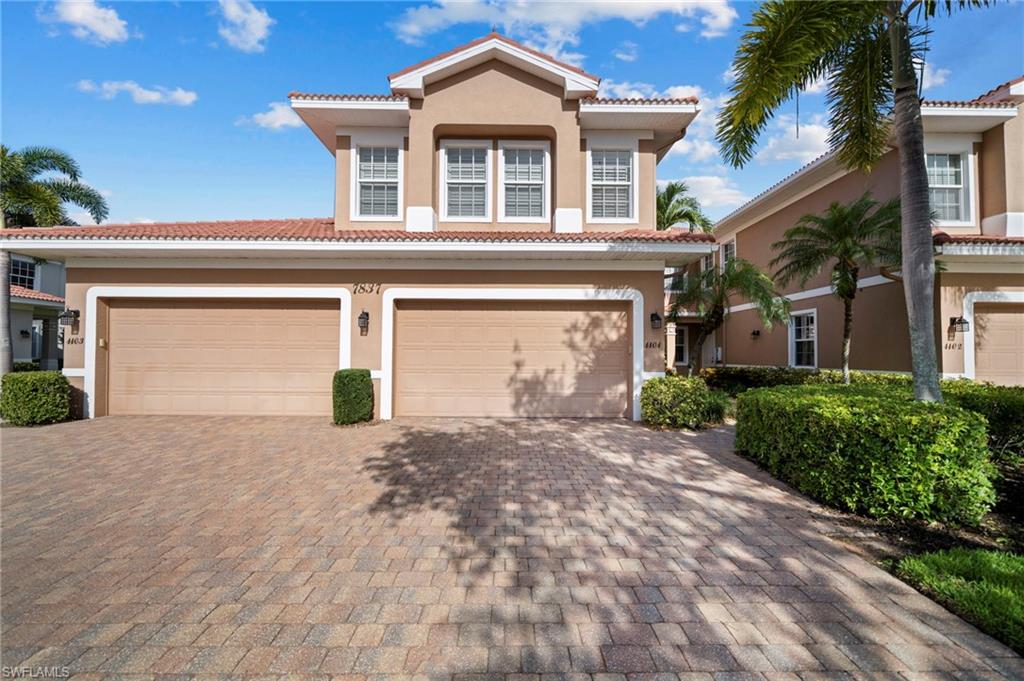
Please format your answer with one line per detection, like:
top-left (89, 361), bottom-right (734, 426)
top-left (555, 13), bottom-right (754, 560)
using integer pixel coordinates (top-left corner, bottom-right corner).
top-left (664, 268), bottom-right (687, 292)
top-left (926, 153), bottom-right (964, 222)
top-left (789, 310), bottom-right (817, 368)
top-left (674, 326), bottom-right (688, 367)
top-left (442, 142), bottom-right (491, 221)
top-left (357, 146), bottom-right (400, 218)
top-left (721, 240), bottom-right (736, 270)
top-left (590, 149), bottom-right (633, 219)
top-left (498, 142), bottom-right (549, 222)
top-left (10, 258), bottom-right (36, 289)
top-left (701, 253), bottom-right (714, 272)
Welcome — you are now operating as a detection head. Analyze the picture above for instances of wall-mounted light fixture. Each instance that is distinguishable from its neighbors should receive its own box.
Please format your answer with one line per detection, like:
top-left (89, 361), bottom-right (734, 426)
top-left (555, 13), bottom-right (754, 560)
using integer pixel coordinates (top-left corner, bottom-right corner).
top-left (58, 309), bottom-right (80, 327)
top-left (357, 310), bottom-right (370, 336)
top-left (949, 316), bottom-right (970, 333)
top-left (650, 312), bottom-right (663, 330)
top-left (750, 329), bottom-right (761, 339)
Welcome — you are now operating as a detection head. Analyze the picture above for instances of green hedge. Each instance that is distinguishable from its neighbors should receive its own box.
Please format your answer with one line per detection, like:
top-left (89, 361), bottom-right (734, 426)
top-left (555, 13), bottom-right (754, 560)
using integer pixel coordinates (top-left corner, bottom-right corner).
top-left (0, 371), bottom-right (71, 426)
top-left (641, 375), bottom-right (729, 430)
top-left (333, 369), bottom-right (373, 425)
top-left (700, 366), bottom-right (912, 395)
top-left (735, 385), bottom-right (996, 525)
top-left (13, 360), bottom-right (41, 372)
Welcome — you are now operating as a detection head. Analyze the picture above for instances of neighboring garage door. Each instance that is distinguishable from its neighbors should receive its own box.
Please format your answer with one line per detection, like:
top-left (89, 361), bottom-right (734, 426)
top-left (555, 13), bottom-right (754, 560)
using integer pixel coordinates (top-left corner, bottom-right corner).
top-left (106, 299), bottom-right (339, 415)
top-left (974, 302), bottom-right (1024, 386)
top-left (395, 300), bottom-right (630, 417)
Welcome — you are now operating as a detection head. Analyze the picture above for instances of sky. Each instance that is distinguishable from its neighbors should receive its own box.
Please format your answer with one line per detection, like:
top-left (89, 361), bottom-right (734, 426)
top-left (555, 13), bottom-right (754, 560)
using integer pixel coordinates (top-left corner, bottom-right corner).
top-left (2, 0), bottom-right (1022, 225)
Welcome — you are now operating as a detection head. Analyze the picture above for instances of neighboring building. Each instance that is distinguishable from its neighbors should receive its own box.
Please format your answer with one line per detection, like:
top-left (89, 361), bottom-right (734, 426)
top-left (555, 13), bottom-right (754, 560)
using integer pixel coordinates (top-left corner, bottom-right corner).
top-left (0, 34), bottom-right (716, 419)
top-left (666, 76), bottom-right (1024, 385)
top-left (8, 256), bottom-right (65, 369)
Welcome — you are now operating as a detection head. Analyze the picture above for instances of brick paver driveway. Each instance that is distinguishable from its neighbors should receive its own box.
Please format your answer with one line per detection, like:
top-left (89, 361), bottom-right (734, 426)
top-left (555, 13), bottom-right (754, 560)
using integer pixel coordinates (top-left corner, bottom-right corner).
top-left (2, 417), bottom-right (1020, 679)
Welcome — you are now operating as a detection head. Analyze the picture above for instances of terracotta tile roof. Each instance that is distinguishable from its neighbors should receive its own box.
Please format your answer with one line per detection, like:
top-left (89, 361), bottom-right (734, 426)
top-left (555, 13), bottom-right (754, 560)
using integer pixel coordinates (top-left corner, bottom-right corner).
top-left (933, 231), bottom-right (1024, 246)
top-left (973, 75), bottom-right (1024, 103)
top-left (581, 96), bottom-right (699, 105)
top-left (10, 284), bottom-right (64, 304)
top-left (388, 32), bottom-right (600, 84)
top-left (1, 219), bottom-right (715, 243)
top-left (288, 92), bottom-right (409, 102)
top-left (921, 99), bottom-right (1017, 109)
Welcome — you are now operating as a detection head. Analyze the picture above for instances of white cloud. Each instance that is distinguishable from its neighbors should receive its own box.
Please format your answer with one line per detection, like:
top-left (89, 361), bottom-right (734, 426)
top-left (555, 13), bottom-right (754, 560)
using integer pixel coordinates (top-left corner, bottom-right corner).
top-left (920, 62), bottom-right (951, 91)
top-left (391, 1), bottom-right (738, 67)
top-left (756, 114), bottom-right (830, 163)
top-left (598, 80), bottom-right (702, 101)
top-left (237, 102), bottom-right (303, 130)
top-left (43, 0), bottom-right (131, 45)
top-left (665, 90), bottom-right (729, 163)
top-left (803, 73), bottom-right (828, 94)
top-left (613, 40), bottom-right (637, 62)
top-left (721, 63), bottom-right (737, 84)
top-left (218, 0), bottom-right (274, 53)
top-left (77, 79), bottom-right (198, 106)
top-left (660, 175), bottom-right (748, 210)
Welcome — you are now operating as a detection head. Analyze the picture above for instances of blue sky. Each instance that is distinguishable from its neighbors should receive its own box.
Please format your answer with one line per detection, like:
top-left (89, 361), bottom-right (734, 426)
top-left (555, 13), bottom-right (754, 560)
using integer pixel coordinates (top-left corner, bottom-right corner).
top-left (3, 0), bottom-right (1022, 225)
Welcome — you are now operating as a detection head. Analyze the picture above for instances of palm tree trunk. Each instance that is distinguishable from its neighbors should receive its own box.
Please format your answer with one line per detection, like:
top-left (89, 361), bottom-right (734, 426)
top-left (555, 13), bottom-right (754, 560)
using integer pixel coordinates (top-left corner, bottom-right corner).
top-left (889, 7), bottom-right (942, 402)
top-left (0, 249), bottom-right (11, 378)
top-left (841, 296), bottom-right (853, 384)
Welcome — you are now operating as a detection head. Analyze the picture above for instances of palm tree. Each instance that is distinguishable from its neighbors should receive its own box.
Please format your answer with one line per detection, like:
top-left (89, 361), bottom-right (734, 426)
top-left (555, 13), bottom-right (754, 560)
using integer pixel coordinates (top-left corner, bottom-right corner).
top-left (657, 181), bottom-right (713, 232)
top-left (771, 194), bottom-right (901, 384)
top-left (1, 145), bottom-right (109, 376)
top-left (715, 0), bottom-right (992, 402)
top-left (670, 257), bottom-right (790, 375)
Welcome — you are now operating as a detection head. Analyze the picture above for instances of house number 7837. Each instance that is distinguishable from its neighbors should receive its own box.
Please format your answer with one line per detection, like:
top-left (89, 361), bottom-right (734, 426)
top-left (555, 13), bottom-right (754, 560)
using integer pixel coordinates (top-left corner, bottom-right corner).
top-left (352, 283), bottom-right (382, 294)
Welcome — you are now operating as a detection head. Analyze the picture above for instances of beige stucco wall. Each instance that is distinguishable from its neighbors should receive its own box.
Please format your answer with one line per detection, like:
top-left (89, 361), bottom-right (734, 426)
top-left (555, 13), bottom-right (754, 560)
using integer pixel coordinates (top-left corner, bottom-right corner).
top-left (980, 106), bottom-right (1024, 221)
top-left (336, 59), bottom-right (656, 232)
top-left (937, 272), bottom-right (1024, 375)
top-left (63, 267), bottom-right (665, 418)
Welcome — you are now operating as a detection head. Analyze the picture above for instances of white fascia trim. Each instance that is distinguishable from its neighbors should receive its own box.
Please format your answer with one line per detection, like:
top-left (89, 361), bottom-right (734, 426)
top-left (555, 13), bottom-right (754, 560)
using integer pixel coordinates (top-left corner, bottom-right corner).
top-left (920, 105), bottom-right (1018, 118)
top-left (938, 243), bottom-right (1024, 258)
top-left (439, 139), bottom-right (493, 223)
top-left (64, 257), bottom-right (671, 271)
top-left (62, 368), bottom-right (86, 378)
top-left (728, 274), bottom-right (895, 314)
top-left (788, 307), bottom-right (818, 369)
top-left (585, 133), bottom-right (641, 225)
top-left (379, 287), bottom-right (646, 421)
top-left (81, 286), bottom-right (352, 419)
top-left (11, 297), bottom-right (64, 309)
top-left (346, 128), bottom-right (406, 223)
top-left (579, 103), bottom-right (700, 115)
top-left (291, 99), bottom-right (410, 112)
top-left (962, 291), bottom-right (1024, 380)
top-left (497, 140), bottom-right (551, 224)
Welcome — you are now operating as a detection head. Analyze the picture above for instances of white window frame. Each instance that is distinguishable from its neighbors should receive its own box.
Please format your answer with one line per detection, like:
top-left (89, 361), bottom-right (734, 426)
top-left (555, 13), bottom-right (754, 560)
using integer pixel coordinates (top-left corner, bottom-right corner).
top-left (788, 308), bottom-right (818, 369)
top-left (586, 133), bottom-right (641, 225)
top-left (497, 140), bottom-right (551, 224)
top-left (346, 128), bottom-right (405, 223)
top-left (924, 134), bottom-right (979, 229)
top-left (440, 139), bottom-right (493, 223)
top-left (673, 325), bottom-right (688, 368)
top-left (720, 238), bottom-right (737, 272)
top-left (10, 257), bottom-right (37, 289)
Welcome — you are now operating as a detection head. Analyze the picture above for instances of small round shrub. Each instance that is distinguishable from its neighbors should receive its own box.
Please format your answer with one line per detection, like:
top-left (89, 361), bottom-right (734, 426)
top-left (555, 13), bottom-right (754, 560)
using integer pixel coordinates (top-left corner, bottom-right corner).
top-left (641, 375), bottom-right (728, 430)
top-left (0, 370), bottom-right (71, 426)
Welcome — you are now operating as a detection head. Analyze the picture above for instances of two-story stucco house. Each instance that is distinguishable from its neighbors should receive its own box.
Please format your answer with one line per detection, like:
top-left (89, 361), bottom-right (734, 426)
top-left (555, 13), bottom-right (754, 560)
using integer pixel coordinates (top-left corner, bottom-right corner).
top-left (0, 34), bottom-right (716, 419)
top-left (9, 256), bottom-right (66, 369)
top-left (666, 76), bottom-right (1024, 385)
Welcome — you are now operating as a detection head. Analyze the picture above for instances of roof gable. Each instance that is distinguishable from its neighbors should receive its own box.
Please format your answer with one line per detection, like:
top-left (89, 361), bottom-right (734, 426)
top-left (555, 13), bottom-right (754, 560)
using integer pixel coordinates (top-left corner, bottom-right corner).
top-left (389, 33), bottom-right (600, 100)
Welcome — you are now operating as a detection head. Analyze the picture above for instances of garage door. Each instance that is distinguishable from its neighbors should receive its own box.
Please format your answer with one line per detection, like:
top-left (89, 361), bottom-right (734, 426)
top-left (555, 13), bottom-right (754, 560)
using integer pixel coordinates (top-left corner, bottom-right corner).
top-left (395, 300), bottom-right (630, 417)
top-left (106, 299), bottom-right (340, 415)
top-left (975, 302), bottom-right (1024, 386)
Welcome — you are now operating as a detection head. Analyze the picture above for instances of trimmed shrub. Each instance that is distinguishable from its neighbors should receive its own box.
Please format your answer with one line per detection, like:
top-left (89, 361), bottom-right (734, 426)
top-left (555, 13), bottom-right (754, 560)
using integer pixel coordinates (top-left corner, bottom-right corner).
top-left (641, 375), bottom-right (729, 430)
top-left (943, 380), bottom-right (1024, 462)
top-left (333, 369), bottom-right (373, 425)
top-left (735, 385), bottom-right (996, 525)
top-left (12, 360), bottom-right (41, 372)
top-left (0, 371), bottom-right (71, 426)
top-left (701, 366), bottom-right (820, 395)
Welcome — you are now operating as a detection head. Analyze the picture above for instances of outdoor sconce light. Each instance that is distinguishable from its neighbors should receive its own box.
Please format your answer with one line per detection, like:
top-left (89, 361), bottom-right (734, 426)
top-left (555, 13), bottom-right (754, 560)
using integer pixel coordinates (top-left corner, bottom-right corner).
top-left (19, 329), bottom-right (30, 339)
top-left (58, 308), bottom-right (80, 327)
top-left (650, 312), bottom-right (663, 330)
top-left (949, 316), bottom-right (970, 333)
top-left (751, 329), bottom-right (761, 339)
top-left (357, 310), bottom-right (370, 336)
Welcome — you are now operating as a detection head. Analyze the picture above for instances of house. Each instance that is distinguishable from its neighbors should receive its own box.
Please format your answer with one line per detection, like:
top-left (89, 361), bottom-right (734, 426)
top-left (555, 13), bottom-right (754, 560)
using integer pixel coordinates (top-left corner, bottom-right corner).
top-left (8, 256), bottom-right (65, 369)
top-left (666, 76), bottom-right (1024, 385)
top-left (0, 33), bottom-right (717, 419)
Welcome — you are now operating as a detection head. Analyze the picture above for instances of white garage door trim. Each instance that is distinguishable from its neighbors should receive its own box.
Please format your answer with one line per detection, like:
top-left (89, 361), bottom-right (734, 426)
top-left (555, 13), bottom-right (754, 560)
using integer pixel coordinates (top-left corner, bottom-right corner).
top-left (380, 287), bottom-right (645, 421)
top-left (962, 290), bottom-right (1024, 380)
top-left (83, 286), bottom-right (353, 418)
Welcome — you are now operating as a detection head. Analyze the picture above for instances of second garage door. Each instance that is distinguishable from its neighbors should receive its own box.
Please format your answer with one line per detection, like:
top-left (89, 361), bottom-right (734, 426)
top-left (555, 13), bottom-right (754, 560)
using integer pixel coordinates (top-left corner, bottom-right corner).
top-left (395, 300), bottom-right (630, 417)
top-left (975, 302), bottom-right (1024, 386)
top-left (106, 299), bottom-right (340, 415)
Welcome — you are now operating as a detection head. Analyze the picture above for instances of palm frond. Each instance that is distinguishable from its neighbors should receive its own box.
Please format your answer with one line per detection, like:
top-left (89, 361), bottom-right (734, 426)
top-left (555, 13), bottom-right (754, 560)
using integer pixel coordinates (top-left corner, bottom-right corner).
top-left (38, 178), bottom-right (109, 223)
top-left (18, 146), bottom-right (82, 181)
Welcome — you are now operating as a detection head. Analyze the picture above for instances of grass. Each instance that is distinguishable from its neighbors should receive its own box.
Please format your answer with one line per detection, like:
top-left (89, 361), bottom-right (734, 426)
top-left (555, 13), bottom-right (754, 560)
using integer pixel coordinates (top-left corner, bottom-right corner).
top-left (895, 548), bottom-right (1024, 654)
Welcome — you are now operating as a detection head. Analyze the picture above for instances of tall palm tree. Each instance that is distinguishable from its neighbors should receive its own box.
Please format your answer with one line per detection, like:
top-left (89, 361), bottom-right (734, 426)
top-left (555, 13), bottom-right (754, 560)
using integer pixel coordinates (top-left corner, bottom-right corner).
top-left (771, 194), bottom-right (901, 384)
top-left (670, 257), bottom-right (790, 375)
top-left (715, 0), bottom-right (992, 402)
top-left (1, 145), bottom-right (108, 376)
top-left (657, 181), bottom-right (713, 232)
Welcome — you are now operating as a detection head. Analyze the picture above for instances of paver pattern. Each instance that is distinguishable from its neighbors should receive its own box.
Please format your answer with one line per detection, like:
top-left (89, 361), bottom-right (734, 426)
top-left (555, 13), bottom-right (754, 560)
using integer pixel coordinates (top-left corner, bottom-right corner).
top-left (2, 416), bottom-right (1020, 680)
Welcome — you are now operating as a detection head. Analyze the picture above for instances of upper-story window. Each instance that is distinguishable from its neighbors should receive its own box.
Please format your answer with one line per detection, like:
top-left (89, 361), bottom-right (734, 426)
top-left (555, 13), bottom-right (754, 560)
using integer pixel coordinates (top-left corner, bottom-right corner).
top-left (926, 153), bottom-right (965, 222)
top-left (721, 240), bottom-right (736, 270)
top-left (498, 141), bottom-right (550, 223)
top-left (10, 258), bottom-right (36, 289)
top-left (590, 150), bottom-right (633, 220)
top-left (357, 146), bottom-right (400, 218)
top-left (442, 141), bottom-right (491, 221)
